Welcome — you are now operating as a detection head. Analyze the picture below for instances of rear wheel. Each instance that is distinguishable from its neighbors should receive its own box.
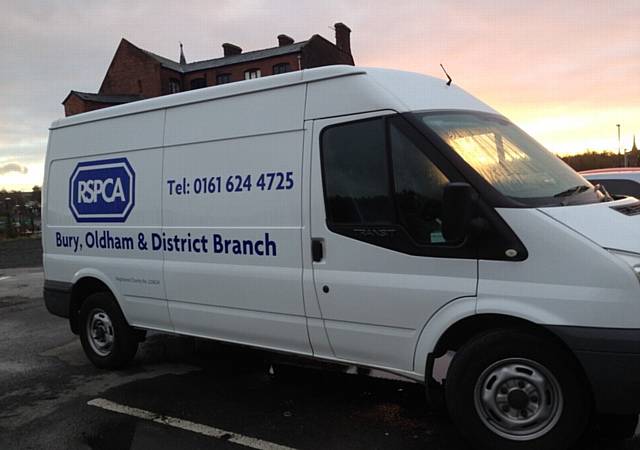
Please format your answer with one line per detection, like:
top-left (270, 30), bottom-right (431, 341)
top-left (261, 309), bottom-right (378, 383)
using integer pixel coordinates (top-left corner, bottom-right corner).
top-left (79, 292), bottom-right (138, 369)
top-left (445, 329), bottom-right (591, 450)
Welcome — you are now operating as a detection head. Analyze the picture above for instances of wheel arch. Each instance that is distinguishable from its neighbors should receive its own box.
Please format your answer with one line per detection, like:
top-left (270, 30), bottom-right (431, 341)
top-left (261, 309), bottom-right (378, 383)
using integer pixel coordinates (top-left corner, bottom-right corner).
top-left (69, 271), bottom-right (125, 334)
top-left (425, 313), bottom-right (589, 392)
top-left (431, 314), bottom-right (571, 357)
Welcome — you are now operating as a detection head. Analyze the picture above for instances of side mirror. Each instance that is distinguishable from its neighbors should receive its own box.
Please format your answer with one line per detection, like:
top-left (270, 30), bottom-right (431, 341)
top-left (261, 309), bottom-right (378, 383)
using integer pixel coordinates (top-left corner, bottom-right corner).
top-left (442, 182), bottom-right (476, 242)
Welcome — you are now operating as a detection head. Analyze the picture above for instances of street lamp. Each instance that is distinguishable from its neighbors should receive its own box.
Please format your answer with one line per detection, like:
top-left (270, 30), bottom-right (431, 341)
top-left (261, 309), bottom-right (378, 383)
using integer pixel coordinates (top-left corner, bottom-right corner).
top-left (617, 124), bottom-right (630, 168)
top-left (617, 124), bottom-right (622, 166)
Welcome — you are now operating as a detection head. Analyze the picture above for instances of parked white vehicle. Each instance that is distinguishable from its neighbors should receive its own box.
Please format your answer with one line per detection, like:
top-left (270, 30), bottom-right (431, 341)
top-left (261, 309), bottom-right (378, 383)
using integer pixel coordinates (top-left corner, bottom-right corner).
top-left (43, 66), bottom-right (640, 450)
top-left (581, 167), bottom-right (640, 198)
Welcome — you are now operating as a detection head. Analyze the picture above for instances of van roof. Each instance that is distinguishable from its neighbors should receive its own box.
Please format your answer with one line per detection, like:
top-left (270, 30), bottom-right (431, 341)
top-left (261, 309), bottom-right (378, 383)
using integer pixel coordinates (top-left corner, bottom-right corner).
top-left (51, 65), bottom-right (496, 130)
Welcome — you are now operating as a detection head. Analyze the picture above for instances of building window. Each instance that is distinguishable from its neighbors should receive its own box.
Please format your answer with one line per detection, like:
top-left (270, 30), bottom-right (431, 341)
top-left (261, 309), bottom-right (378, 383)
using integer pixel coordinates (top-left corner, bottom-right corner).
top-left (190, 78), bottom-right (206, 90)
top-left (244, 69), bottom-right (261, 80)
top-left (272, 63), bottom-right (291, 74)
top-left (169, 78), bottom-right (181, 94)
top-left (216, 73), bottom-right (231, 85)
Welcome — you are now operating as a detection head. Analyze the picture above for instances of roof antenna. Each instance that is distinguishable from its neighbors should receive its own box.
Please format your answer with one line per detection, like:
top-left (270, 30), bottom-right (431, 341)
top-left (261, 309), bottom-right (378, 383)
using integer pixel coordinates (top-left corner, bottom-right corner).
top-left (440, 63), bottom-right (452, 86)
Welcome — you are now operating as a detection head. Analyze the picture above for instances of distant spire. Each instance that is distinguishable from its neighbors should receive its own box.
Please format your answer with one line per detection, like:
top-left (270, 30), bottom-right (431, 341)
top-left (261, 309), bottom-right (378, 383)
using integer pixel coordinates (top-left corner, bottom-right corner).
top-left (632, 135), bottom-right (638, 153)
top-left (179, 42), bottom-right (186, 65)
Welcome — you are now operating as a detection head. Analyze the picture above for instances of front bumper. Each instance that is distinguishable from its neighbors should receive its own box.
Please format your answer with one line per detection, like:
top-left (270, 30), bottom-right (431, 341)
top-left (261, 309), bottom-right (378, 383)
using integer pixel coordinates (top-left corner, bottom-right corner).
top-left (43, 280), bottom-right (72, 318)
top-left (548, 325), bottom-right (640, 414)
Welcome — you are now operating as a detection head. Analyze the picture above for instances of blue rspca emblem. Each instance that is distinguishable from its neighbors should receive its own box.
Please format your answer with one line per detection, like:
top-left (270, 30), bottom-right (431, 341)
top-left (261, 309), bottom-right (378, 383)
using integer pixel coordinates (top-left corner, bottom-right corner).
top-left (69, 158), bottom-right (135, 222)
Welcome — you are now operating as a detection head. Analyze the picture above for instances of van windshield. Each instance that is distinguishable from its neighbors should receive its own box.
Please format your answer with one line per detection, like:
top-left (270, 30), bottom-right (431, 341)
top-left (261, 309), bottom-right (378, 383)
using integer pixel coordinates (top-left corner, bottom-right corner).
top-left (417, 112), bottom-right (605, 206)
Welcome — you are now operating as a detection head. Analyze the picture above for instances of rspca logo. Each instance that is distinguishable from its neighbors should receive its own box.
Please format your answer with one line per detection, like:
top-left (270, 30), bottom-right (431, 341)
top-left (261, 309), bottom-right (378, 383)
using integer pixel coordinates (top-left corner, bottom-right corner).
top-left (69, 158), bottom-right (135, 222)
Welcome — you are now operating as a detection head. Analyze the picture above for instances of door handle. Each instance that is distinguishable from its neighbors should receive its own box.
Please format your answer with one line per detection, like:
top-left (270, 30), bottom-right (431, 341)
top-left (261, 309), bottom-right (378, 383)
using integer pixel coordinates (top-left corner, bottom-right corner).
top-left (312, 238), bottom-right (324, 262)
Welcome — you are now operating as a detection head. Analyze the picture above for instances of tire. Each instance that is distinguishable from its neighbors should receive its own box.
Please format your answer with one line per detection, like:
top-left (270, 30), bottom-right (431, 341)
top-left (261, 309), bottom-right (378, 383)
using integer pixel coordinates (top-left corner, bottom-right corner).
top-left (78, 292), bottom-right (138, 369)
top-left (595, 413), bottom-right (639, 440)
top-left (445, 329), bottom-right (591, 450)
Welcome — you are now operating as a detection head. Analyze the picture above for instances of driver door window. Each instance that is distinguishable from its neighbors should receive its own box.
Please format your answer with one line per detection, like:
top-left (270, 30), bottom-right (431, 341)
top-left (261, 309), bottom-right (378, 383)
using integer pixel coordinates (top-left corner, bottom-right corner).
top-left (321, 116), bottom-right (454, 253)
top-left (390, 122), bottom-right (450, 244)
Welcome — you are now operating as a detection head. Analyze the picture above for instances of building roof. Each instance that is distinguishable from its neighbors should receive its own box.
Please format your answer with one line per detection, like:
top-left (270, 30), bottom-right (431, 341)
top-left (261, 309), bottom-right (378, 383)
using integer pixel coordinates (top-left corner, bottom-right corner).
top-left (142, 41), bottom-right (308, 74)
top-left (141, 49), bottom-right (185, 72)
top-left (64, 91), bottom-right (143, 104)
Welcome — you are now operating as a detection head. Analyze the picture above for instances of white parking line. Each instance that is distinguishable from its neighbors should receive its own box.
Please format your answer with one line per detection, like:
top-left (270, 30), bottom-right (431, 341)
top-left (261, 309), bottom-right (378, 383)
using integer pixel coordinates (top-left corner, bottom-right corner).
top-left (87, 398), bottom-right (297, 450)
top-left (0, 276), bottom-right (12, 281)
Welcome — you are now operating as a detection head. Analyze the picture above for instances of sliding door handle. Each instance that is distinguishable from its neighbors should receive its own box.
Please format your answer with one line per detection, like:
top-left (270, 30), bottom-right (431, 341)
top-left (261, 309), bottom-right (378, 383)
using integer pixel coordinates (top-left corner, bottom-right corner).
top-left (311, 238), bottom-right (324, 262)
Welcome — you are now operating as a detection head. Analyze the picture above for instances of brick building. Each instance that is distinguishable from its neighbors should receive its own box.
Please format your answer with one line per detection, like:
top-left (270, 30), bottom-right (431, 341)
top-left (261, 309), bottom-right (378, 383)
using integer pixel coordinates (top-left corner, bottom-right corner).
top-left (63, 23), bottom-right (354, 116)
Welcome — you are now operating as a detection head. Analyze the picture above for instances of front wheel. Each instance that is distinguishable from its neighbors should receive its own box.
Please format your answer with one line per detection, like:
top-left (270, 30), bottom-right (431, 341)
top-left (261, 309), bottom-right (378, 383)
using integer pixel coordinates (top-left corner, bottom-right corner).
top-left (79, 292), bottom-right (138, 369)
top-left (595, 413), bottom-right (639, 440)
top-left (445, 329), bottom-right (591, 450)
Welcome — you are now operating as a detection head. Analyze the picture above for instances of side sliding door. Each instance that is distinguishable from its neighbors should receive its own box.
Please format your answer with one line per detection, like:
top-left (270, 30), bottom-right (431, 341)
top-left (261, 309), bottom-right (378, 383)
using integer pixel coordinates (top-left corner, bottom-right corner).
top-left (161, 86), bottom-right (311, 355)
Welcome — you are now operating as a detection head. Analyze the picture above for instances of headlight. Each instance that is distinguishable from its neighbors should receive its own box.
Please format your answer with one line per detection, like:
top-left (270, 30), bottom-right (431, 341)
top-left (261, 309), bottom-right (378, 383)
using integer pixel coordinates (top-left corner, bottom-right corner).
top-left (609, 250), bottom-right (640, 283)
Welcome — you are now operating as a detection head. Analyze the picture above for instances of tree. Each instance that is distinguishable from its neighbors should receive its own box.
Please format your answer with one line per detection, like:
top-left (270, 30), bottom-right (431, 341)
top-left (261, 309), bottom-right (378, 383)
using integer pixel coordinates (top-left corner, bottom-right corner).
top-left (9, 190), bottom-right (25, 205)
top-left (31, 186), bottom-right (41, 203)
top-left (561, 151), bottom-right (624, 172)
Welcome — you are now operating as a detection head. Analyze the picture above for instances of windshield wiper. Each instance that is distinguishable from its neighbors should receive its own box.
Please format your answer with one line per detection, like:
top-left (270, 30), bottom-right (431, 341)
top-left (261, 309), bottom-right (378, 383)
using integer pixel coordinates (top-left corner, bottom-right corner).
top-left (553, 185), bottom-right (591, 198)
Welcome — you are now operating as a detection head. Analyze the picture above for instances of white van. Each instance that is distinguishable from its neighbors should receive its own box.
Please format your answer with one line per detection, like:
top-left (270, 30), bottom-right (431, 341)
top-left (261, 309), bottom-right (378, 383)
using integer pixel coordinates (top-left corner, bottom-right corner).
top-left (43, 66), bottom-right (640, 449)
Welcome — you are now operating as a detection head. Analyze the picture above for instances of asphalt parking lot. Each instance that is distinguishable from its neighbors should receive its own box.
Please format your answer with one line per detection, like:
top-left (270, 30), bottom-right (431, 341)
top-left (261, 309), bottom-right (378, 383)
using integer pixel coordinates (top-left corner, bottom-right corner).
top-left (0, 243), bottom-right (639, 449)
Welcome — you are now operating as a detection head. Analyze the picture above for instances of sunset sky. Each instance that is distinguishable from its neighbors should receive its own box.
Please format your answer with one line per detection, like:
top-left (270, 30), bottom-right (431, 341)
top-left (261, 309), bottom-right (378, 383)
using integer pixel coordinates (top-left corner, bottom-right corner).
top-left (1, 0), bottom-right (638, 191)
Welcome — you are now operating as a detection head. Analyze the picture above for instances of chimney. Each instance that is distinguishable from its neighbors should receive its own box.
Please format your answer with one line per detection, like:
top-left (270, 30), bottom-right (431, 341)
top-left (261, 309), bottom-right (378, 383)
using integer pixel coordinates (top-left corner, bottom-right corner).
top-left (222, 43), bottom-right (242, 57)
top-left (334, 22), bottom-right (351, 54)
top-left (277, 34), bottom-right (294, 47)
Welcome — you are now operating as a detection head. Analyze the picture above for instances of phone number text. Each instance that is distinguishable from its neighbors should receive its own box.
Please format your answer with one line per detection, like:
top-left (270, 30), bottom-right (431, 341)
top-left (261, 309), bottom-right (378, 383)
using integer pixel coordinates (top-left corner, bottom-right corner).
top-left (166, 172), bottom-right (294, 196)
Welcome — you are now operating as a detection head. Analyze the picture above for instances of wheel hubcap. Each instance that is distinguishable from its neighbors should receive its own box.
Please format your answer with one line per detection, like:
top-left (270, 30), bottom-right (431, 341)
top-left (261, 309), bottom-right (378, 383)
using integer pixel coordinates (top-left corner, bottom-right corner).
top-left (474, 358), bottom-right (563, 441)
top-left (87, 309), bottom-right (114, 357)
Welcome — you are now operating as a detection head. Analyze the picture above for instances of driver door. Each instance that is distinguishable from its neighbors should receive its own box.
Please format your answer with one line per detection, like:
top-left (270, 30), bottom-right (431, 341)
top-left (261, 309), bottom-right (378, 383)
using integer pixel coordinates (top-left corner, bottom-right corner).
top-left (308, 112), bottom-right (478, 371)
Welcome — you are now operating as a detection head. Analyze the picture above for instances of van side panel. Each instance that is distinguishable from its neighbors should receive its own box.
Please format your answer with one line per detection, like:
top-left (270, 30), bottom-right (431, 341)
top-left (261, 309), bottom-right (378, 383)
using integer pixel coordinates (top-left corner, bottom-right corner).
top-left (478, 208), bottom-right (640, 328)
top-left (44, 111), bottom-right (170, 330)
top-left (163, 85), bottom-right (306, 146)
top-left (47, 111), bottom-right (164, 158)
top-left (161, 85), bottom-right (311, 354)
